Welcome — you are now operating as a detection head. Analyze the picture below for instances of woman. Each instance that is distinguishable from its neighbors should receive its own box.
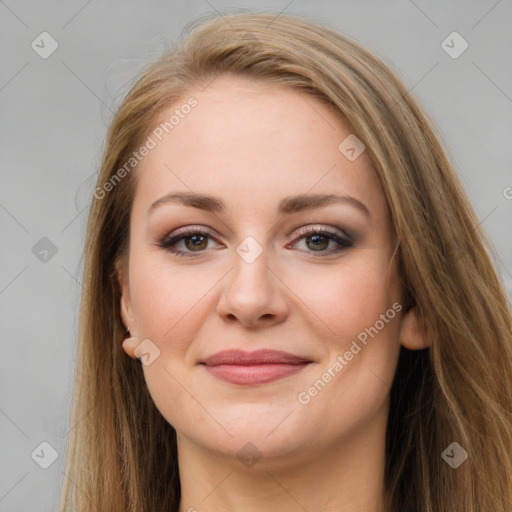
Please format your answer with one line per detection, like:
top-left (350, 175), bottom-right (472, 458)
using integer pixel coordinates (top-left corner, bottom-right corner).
top-left (59, 11), bottom-right (512, 512)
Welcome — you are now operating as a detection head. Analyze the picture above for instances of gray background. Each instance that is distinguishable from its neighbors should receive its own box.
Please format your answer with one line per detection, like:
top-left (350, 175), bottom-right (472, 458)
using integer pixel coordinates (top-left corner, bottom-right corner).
top-left (1, 1), bottom-right (511, 510)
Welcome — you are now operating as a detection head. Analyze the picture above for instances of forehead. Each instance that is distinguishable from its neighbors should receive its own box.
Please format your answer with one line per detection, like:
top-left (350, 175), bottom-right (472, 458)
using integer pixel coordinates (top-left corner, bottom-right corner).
top-left (132, 75), bottom-right (386, 220)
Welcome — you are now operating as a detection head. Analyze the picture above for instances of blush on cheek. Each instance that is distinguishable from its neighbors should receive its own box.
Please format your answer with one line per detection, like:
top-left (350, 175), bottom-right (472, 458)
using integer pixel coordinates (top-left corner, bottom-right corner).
top-left (327, 276), bottom-right (388, 329)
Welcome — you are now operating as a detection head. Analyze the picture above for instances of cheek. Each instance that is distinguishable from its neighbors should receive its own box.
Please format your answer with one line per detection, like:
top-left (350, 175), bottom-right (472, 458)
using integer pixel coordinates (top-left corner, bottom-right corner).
top-left (129, 258), bottom-right (211, 430)
top-left (303, 257), bottom-right (402, 394)
top-left (128, 252), bottom-right (203, 353)
top-left (303, 257), bottom-right (396, 339)
top-left (298, 262), bottom-right (401, 437)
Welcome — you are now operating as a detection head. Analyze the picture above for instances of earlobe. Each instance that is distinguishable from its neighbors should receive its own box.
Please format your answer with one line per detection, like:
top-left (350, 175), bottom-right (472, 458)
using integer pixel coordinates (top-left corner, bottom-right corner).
top-left (399, 306), bottom-right (430, 350)
top-left (122, 335), bottom-right (141, 359)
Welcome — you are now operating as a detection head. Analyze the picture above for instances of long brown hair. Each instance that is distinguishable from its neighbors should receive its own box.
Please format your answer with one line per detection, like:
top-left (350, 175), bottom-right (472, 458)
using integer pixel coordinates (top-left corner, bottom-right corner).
top-left (59, 11), bottom-right (512, 512)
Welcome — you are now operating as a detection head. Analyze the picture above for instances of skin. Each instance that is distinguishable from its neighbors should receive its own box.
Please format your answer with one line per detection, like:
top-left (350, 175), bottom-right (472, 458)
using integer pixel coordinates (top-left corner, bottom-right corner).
top-left (118, 74), bottom-right (429, 512)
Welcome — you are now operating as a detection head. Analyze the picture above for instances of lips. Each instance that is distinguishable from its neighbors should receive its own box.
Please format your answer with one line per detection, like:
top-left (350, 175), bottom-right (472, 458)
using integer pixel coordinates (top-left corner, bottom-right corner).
top-left (200, 349), bottom-right (313, 385)
top-left (202, 349), bottom-right (311, 366)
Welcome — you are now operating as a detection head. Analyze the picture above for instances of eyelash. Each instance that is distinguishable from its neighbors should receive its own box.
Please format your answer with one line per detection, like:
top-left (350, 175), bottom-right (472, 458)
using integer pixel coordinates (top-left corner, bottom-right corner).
top-left (157, 225), bottom-right (354, 258)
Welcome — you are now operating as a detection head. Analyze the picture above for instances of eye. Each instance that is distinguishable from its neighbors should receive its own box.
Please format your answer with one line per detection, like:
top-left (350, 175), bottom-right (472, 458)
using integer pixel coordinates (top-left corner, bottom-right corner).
top-left (287, 225), bottom-right (353, 257)
top-left (157, 226), bottom-right (221, 258)
top-left (157, 225), bottom-right (353, 258)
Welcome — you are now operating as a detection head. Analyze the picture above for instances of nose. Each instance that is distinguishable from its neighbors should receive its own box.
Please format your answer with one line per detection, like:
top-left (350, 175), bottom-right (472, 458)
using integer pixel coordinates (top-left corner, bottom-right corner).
top-left (216, 241), bottom-right (290, 330)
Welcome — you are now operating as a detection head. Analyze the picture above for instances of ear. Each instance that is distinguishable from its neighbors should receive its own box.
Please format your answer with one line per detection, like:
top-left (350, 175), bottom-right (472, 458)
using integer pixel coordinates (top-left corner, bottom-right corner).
top-left (116, 260), bottom-right (135, 331)
top-left (116, 260), bottom-right (139, 359)
top-left (399, 306), bottom-right (430, 350)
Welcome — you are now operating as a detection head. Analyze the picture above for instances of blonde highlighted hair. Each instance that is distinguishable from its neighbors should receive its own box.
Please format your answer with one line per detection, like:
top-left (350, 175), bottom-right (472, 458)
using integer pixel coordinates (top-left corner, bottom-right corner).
top-left (59, 11), bottom-right (512, 512)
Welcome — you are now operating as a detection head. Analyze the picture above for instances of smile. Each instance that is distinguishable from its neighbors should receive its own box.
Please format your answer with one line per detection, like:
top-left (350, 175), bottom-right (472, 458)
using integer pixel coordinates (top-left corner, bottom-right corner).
top-left (200, 349), bottom-right (314, 385)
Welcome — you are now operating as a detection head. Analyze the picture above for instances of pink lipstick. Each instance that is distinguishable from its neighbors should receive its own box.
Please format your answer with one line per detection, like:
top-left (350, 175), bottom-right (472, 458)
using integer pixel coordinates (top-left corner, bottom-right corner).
top-left (200, 349), bottom-right (312, 385)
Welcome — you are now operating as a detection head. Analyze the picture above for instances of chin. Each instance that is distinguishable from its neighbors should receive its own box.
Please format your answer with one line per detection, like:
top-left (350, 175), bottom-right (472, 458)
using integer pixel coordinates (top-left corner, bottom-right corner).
top-left (202, 431), bottom-right (307, 470)
top-left (198, 406), bottom-right (310, 456)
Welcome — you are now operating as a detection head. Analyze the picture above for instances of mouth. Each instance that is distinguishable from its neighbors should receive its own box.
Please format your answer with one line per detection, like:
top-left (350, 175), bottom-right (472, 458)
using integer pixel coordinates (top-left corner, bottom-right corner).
top-left (199, 349), bottom-right (313, 386)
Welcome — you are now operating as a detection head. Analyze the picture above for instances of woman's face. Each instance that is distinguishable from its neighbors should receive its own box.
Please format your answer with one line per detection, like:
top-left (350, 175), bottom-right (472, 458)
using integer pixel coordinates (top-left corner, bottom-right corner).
top-left (118, 74), bottom-right (419, 465)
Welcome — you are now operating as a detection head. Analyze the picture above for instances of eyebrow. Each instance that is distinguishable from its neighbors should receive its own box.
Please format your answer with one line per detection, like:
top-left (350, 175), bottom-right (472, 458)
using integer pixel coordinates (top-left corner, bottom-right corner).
top-left (147, 192), bottom-right (371, 218)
